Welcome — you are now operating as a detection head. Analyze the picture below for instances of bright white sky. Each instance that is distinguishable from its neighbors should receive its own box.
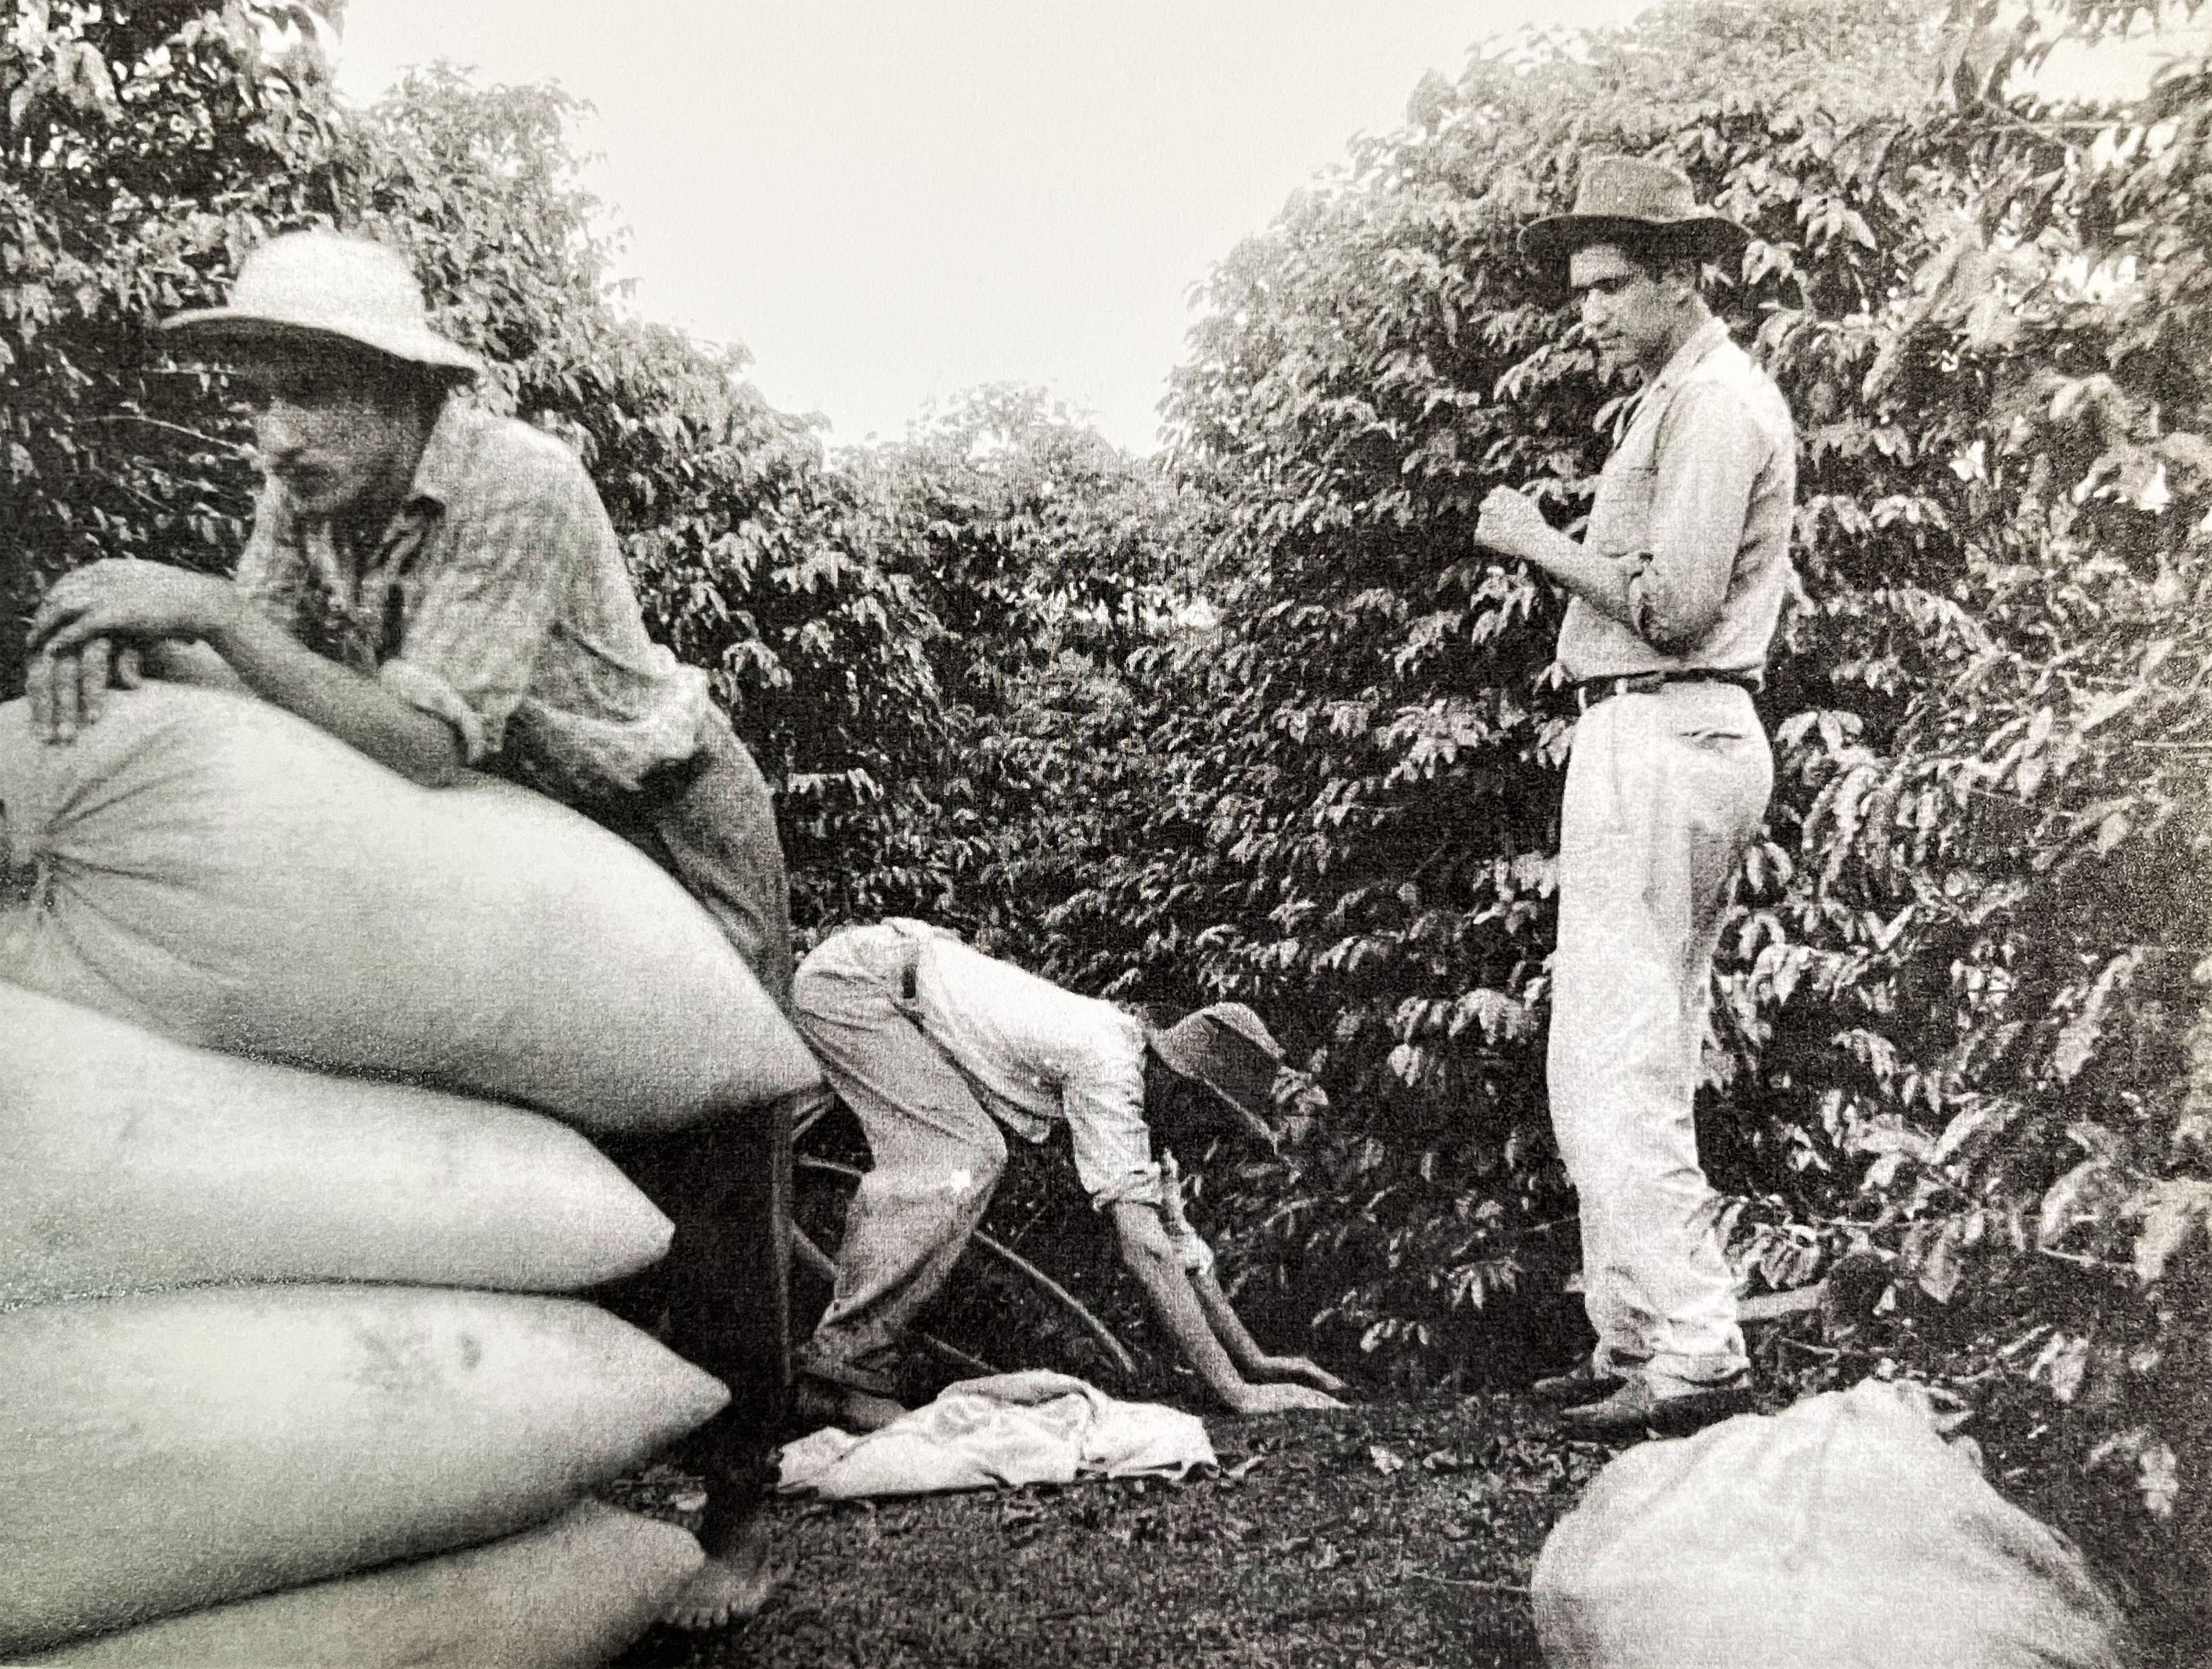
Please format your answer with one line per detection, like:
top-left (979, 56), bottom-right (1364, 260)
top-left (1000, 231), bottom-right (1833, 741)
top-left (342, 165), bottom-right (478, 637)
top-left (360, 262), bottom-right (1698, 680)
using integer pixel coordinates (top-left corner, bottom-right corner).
top-left (331, 1), bottom-right (1654, 452)
top-left (330, 3), bottom-right (2208, 455)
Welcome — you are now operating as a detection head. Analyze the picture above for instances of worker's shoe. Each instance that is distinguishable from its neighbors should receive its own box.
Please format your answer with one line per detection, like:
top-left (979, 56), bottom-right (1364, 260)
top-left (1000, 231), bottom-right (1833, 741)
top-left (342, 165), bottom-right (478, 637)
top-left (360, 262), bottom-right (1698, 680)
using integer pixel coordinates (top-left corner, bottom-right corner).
top-left (1557, 1372), bottom-right (1754, 1440)
top-left (792, 1372), bottom-right (907, 1434)
top-left (1530, 1361), bottom-right (1628, 1407)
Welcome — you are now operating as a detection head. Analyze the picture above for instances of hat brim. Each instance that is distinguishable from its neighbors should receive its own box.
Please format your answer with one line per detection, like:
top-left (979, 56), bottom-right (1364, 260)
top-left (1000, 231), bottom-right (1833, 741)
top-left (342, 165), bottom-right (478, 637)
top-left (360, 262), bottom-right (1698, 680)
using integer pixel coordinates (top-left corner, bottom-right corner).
top-left (1148, 1021), bottom-right (1282, 1150)
top-left (162, 308), bottom-right (483, 379)
top-left (1520, 212), bottom-right (1750, 274)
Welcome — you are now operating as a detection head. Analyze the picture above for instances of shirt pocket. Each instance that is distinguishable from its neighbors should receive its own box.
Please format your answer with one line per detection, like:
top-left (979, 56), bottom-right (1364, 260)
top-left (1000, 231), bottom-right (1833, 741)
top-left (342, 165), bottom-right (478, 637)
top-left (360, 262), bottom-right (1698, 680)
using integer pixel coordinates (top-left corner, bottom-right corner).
top-left (1586, 462), bottom-right (1656, 558)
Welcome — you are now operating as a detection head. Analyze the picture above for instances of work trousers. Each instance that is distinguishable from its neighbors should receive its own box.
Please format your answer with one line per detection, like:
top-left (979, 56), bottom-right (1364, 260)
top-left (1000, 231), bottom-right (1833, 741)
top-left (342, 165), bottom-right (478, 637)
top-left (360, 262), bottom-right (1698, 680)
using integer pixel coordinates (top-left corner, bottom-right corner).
top-left (1550, 681), bottom-right (1768, 1387)
top-left (584, 705), bottom-right (795, 1555)
top-left (788, 923), bottom-right (1008, 1398)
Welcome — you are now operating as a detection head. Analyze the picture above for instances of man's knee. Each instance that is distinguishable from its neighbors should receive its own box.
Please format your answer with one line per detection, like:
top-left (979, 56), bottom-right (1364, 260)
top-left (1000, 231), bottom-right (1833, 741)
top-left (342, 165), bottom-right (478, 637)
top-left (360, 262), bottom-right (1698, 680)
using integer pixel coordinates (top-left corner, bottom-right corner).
top-left (950, 1128), bottom-right (1006, 1205)
top-left (874, 1125), bottom-right (1002, 1218)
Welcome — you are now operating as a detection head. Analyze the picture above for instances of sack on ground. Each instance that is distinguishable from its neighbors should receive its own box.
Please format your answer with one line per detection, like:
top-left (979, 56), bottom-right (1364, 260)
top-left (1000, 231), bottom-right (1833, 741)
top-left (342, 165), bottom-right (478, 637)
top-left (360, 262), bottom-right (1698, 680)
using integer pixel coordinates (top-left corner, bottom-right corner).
top-left (1532, 1378), bottom-right (2125, 1669)
top-left (0, 685), bottom-right (818, 1129)
top-left (0, 984), bottom-right (672, 1305)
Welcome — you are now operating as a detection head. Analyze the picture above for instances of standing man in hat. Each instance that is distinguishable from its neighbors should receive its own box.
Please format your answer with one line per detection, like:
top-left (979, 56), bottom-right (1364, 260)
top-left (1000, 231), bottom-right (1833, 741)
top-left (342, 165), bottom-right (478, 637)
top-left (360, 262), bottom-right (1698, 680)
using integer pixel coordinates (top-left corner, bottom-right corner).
top-left (1471, 156), bottom-right (1796, 1437)
top-left (24, 229), bottom-right (797, 1627)
top-left (789, 918), bottom-right (1347, 1429)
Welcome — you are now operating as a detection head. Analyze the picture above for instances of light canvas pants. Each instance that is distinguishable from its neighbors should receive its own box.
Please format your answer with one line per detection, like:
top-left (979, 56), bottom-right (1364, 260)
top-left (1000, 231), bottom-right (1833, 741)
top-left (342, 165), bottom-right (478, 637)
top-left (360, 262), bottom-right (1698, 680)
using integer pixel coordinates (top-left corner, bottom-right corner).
top-left (791, 924), bottom-right (1007, 1397)
top-left (1550, 681), bottom-right (1770, 1386)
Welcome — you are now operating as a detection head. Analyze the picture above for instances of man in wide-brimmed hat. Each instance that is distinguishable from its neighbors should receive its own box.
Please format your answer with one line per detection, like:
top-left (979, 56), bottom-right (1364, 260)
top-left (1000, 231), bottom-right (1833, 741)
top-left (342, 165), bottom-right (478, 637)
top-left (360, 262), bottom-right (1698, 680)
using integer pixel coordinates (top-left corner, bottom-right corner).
top-left (1472, 156), bottom-right (1797, 1438)
top-left (788, 918), bottom-right (1346, 1430)
top-left (26, 229), bottom-right (797, 1627)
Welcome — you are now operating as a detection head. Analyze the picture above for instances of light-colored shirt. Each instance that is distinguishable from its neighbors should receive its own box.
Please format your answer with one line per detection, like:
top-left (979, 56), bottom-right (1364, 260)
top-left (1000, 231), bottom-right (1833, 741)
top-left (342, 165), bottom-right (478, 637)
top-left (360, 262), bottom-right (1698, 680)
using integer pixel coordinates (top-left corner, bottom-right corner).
top-left (234, 400), bottom-right (709, 804)
top-left (1554, 318), bottom-right (1797, 682)
top-left (885, 920), bottom-right (1166, 1211)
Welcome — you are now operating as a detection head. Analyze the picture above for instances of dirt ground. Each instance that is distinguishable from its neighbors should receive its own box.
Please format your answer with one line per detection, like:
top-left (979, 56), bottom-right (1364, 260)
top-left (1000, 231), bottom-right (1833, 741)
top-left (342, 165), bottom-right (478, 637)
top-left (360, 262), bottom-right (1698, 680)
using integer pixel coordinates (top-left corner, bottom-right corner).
top-left (612, 1392), bottom-right (1602, 1669)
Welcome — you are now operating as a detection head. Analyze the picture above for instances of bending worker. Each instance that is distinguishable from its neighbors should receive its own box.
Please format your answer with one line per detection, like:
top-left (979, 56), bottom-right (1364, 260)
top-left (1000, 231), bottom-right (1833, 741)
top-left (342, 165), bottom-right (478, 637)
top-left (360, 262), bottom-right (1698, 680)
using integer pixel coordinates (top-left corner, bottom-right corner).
top-left (25, 230), bottom-right (793, 1630)
top-left (791, 918), bottom-right (1347, 1428)
top-left (1473, 154), bottom-right (1795, 1438)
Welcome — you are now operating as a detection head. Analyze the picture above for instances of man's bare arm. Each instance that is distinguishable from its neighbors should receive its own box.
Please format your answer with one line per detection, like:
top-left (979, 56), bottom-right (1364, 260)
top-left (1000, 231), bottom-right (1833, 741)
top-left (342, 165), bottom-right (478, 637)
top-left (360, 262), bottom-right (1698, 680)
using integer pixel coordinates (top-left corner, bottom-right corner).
top-left (1187, 1265), bottom-right (1348, 1395)
top-left (28, 560), bottom-right (462, 786)
top-left (1110, 1202), bottom-right (1339, 1416)
top-left (138, 637), bottom-right (246, 691)
top-left (206, 608), bottom-right (464, 785)
top-left (1155, 1155), bottom-right (1347, 1394)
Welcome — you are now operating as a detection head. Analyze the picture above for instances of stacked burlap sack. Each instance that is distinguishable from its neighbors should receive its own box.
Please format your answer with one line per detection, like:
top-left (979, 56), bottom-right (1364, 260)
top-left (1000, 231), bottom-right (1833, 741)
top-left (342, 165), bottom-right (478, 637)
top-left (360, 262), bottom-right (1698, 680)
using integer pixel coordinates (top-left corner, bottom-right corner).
top-left (0, 684), bottom-right (820, 1668)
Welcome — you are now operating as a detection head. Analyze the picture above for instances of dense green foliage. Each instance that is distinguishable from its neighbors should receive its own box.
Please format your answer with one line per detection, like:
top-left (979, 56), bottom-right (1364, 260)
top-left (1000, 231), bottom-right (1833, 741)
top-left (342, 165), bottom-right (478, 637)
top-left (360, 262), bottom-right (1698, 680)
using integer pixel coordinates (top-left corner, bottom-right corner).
top-left (8, 0), bottom-right (2211, 1643)
top-left (0, 0), bottom-right (341, 698)
top-left (840, 385), bottom-right (1222, 954)
top-left (1069, 0), bottom-right (2209, 1637)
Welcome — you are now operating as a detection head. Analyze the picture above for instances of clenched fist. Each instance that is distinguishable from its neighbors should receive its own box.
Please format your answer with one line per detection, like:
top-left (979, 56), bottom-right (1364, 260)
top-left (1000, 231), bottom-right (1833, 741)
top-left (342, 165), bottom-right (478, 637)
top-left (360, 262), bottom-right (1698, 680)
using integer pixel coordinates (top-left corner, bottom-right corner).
top-left (1472, 485), bottom-right (1551, 562)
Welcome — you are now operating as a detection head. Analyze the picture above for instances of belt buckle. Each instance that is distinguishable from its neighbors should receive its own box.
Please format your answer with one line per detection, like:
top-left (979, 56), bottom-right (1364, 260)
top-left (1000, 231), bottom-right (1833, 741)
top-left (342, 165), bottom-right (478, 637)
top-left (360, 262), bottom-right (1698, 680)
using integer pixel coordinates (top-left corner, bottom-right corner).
top-left (1577, 671), bottom-right (1662, 713)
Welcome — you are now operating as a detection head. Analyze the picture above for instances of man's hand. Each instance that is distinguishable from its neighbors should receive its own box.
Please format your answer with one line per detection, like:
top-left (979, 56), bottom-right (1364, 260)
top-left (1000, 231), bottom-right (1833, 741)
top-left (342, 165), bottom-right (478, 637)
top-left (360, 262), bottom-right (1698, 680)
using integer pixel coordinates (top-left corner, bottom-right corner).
top-left (25, 638), bottom-right (145, 745)
top-left (1472, 484), bottom-right (1552, 563)
top-left (1253, 1355), bottom-right (1349, 1396)
top-left (31, 560), bottom-right (236, 656)
top-left (26, 562), bottom-right (235, 742)
top-left (1230, 1381), bottom-right (1344, 1416)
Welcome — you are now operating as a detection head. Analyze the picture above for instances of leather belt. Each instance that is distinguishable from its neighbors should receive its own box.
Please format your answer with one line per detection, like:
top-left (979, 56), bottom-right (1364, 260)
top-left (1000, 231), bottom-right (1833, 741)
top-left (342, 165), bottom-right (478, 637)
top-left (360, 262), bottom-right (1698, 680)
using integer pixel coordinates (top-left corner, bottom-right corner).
top-left (1575, 669), bottom-right (1762, 713)
top-left (883, 922), bottom-right (928, 1003)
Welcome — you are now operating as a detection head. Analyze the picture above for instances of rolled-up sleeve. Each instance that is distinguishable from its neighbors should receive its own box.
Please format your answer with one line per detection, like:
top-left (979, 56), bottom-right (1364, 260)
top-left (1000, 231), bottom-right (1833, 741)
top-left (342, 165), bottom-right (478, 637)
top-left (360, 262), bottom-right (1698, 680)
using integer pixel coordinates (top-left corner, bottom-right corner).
top-left (1063, 1024), bottom-right (1164, 1209)
top-left (1627, 382), bottom-right (1771, 654)
top-left (383, 445), bottom-right (597, 762)
top-left (378, 659), bottom-right (489, 761)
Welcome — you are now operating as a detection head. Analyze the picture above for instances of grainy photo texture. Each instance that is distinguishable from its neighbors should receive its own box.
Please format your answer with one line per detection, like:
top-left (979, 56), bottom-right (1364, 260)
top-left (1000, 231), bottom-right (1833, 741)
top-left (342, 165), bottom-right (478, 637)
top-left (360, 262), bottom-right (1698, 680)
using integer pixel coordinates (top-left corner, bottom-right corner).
top-left (1, 3), bottom-right (2207, 1666)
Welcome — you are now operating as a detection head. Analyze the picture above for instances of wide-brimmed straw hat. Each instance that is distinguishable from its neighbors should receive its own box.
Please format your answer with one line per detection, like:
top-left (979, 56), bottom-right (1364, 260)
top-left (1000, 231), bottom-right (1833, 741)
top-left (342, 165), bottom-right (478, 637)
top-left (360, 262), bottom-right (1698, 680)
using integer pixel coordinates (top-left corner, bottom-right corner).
top-left (163, 230), bottom-right (483, 378)
top-left (1147, 1002), bottom-right (1287, 1149)
top-left (1521, 154), bottom-right (1749, 274)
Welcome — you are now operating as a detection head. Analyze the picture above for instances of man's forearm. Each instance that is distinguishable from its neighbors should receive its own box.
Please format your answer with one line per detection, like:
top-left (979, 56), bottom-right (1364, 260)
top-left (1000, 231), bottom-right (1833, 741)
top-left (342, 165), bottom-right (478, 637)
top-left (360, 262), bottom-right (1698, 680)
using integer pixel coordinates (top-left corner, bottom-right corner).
top-left (1514, 522), bottom-right (1638, 628)
top-left (143, 638), bottom-right (246, 691)
top-left (1112, 1207), bottom-right (1255, 1406)
top-left (1190, 1266), bottom-right (1267, 1371)
top-left (1127, 1248), bottom-right (1251, 1401)
top-left (207, 608), bottom-right (463, 786)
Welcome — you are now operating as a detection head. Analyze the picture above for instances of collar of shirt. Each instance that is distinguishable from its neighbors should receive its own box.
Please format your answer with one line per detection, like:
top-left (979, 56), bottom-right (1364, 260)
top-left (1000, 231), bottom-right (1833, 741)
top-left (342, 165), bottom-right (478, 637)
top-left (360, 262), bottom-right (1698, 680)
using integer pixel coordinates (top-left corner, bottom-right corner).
top-left (277, 403), bottom-right (482, 665)
top-left (1643, 317), bottom-right (1732, 405)
top-left (400, 398), bottom-right (480, 515)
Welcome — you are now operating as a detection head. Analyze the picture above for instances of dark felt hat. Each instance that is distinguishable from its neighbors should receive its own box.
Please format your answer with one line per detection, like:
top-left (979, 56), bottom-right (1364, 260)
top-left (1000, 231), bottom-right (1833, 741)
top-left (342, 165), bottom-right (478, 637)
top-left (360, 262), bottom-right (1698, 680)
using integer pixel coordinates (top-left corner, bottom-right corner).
top-left (1147, 1003), bottom-right (1286, 1149)
top-left (1521, 154), bottom-right (1749, 274)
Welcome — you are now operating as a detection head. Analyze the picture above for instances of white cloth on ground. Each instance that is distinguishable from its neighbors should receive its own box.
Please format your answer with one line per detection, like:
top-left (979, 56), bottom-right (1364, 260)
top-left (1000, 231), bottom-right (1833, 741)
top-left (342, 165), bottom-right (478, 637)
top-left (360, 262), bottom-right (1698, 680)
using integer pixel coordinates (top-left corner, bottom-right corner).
top-left (774, 1370), bottom-right (1216, 1499)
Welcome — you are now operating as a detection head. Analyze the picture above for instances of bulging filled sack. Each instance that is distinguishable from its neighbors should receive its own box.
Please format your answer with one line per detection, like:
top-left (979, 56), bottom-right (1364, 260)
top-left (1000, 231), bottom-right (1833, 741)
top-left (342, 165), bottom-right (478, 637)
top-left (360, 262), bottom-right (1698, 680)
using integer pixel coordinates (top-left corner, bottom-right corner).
top-left (0, 1286), bottom-right (728, 1654)
top-left (15, 1501), bottom-right (702, 1669)
top-left (0, 984), bottom-right (672, 1304)
top-left (0, 684), bottom-right (819, 1130)
top-left (1532, 1378), bottom-right (2125, 1669)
